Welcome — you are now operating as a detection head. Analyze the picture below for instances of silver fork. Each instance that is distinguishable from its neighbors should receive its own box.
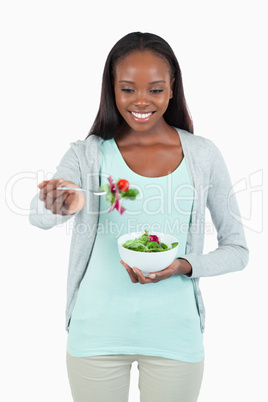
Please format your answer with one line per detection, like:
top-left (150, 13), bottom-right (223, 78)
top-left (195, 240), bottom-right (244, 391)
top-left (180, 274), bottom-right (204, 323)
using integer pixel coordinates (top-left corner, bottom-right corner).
top-left (56, 186), bottom-right (106, 196)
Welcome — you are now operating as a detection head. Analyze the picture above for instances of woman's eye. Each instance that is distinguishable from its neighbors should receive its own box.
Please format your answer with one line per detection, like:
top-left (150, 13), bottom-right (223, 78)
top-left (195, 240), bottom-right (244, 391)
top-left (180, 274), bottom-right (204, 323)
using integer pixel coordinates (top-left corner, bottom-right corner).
top-left (150, 89), bottom-right (164, 94)
top-left (121, 88), bottom-right (134, 93)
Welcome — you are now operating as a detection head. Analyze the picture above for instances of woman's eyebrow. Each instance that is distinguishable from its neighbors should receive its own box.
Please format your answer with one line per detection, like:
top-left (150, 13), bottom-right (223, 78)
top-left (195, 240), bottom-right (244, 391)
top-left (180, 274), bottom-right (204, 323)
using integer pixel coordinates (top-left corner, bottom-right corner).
top-left (118, 80), bottom-right (166, 84)
top-left (149, 80), bottom-right (166, 84)
top-left (118, 80), bottom-right (135, 84)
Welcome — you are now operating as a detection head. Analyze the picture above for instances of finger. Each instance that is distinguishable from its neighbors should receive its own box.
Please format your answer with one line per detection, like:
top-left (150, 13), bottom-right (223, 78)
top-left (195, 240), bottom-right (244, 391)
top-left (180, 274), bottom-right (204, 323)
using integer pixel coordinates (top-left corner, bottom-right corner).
top-left (148, 266), bottom-right (174, 281)
top-left (132, 267), bottom-right (153, 284)
top-left (44, 188), bottom-right (67, 210)
top-left (39, 181), bottom-right (49, 200)
top-left (45, 188), bottom-right (64, 208)
top-left (64, 192), bottom-right (78, 205)
top-left (123, 264), bottom-right (139, 283)
top-left (50, 191), bottom-right (70, 214)
top-left (38, 180), bottom-right (49, 189)
top-left (63, 192), bottom-right (80, 215)
top-left (38, 178), bottom-right (63, 190)
top-left (51, 191), bottom-right (78, 214)
top-left (120, 261), bottom-right (138, 283)
top-left (39, 179), bottom-right (64, 201)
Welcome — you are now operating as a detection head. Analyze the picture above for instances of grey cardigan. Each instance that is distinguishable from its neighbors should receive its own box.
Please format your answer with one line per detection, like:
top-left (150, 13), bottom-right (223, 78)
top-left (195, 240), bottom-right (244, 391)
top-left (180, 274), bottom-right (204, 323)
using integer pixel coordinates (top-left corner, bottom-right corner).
top-left (29, 128), bottom-right (249, 332)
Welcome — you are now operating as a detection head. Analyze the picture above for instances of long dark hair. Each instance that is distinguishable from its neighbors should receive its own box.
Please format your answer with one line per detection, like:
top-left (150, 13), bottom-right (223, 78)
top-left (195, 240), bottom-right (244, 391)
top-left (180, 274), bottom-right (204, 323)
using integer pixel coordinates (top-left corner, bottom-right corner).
top-left (86, 32), bottom-right (193, 139)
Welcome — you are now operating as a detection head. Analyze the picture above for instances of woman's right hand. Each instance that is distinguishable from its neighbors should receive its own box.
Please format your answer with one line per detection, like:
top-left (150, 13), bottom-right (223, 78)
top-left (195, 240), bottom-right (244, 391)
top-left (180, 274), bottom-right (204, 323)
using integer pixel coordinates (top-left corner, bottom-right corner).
top-left (38, 178), bottom-right (86, 216)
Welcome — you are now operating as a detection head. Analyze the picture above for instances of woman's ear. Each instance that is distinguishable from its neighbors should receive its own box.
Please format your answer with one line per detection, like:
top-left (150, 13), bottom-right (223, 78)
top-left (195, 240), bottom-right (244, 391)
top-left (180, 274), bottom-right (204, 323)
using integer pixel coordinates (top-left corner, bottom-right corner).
top-left (170, 78), bottom-right (175, 99)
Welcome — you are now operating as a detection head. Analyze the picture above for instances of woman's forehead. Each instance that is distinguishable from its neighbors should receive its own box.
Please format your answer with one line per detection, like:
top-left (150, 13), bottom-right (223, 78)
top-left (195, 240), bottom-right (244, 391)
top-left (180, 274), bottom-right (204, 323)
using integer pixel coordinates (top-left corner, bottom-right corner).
top-left (114, 50), bottom-right (171, 80)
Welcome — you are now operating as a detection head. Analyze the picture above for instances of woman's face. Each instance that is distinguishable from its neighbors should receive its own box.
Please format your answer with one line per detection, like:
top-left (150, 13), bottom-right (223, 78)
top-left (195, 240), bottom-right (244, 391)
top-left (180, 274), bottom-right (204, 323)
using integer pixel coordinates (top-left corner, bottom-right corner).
top-left (114, 50), bottom-right (174, 133)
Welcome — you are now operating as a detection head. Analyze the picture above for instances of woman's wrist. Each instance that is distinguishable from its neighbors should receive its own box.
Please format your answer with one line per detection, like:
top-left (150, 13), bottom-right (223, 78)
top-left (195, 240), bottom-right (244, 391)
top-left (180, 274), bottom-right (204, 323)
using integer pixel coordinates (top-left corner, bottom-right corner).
top-left (176, 258), bottom-right (192, 276)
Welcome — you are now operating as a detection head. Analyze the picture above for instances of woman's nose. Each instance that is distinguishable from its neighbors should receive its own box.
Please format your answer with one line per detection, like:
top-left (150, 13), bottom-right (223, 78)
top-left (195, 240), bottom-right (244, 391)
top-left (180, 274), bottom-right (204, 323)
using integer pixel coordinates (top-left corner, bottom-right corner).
top-left (134, 92), bottom-right (151, 107)
top-left (134, 99), bottom-right (151, 108)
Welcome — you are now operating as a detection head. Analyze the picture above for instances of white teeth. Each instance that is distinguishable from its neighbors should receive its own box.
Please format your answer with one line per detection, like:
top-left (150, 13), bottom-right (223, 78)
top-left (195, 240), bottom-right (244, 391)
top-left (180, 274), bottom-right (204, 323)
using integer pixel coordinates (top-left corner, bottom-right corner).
top-left (131, 112), bottom-right (153, 119)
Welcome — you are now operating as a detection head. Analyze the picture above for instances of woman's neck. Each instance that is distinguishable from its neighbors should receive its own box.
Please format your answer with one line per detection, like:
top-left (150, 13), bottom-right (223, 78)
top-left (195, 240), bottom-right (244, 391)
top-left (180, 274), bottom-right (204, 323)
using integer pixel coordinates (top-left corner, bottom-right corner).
top-left (115, 120), bottom-right (177, 146)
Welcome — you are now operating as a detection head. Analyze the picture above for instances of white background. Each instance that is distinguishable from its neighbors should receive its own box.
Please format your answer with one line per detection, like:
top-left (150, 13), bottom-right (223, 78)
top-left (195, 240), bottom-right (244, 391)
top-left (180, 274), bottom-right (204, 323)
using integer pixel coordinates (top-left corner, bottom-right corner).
top-left (1, 0), bottom-right (267, 401)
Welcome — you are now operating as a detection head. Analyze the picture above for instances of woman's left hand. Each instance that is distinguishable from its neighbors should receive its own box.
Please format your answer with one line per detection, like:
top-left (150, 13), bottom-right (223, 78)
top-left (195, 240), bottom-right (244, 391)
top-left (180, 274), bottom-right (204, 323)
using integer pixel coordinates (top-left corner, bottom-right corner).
top-left (120, 258), bottom-right (192, 284)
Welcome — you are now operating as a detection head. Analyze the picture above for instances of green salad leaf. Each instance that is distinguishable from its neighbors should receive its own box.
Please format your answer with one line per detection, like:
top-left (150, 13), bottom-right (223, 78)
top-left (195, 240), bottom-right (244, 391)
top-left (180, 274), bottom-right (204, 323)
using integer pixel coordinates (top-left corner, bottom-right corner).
top-left (122, 230), bottom-right (179, 252)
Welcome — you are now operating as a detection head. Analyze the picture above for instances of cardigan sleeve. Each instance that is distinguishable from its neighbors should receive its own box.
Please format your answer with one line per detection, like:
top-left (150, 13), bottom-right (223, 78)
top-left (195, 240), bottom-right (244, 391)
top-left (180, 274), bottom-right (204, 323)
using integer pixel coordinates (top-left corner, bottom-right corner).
top-left (29, 144), bottom-right (82, 230)
top-left (180, 141), bottom-right (249, 278)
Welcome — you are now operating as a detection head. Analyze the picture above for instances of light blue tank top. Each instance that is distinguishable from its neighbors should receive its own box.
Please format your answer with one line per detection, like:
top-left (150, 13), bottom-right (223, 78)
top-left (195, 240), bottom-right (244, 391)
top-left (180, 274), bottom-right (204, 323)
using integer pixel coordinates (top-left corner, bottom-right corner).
top-left (67, 138), bottom-right (204, 362)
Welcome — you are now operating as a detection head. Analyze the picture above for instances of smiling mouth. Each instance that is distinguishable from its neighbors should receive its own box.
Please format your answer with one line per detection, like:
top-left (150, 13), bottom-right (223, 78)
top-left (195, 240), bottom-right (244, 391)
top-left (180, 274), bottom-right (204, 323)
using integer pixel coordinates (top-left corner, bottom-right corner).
top-left (129, 111), bottom-right (155, 121)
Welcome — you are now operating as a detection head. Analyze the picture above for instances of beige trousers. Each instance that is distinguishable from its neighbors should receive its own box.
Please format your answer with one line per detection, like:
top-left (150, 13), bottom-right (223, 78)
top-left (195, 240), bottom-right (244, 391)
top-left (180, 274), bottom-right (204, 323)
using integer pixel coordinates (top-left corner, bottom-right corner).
top-left (66, 353), bottom-right (204, 402)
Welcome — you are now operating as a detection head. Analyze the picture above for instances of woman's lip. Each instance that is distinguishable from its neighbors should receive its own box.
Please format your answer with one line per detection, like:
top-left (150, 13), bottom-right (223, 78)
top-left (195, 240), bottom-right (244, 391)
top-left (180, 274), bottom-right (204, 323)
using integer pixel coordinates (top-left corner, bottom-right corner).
top-left (129, 111), bottom-right (155, 122)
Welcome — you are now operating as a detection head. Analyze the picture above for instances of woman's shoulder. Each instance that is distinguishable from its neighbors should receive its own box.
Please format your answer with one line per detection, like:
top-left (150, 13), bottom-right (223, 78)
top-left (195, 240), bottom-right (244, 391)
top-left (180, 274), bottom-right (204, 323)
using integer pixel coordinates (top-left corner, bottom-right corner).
top-left (68, 134), bottom-right (103, 156)
top-left (177, 128), bottom-right (216, 147)
top-left (70, 134), bottom-right (103, 147)
top-left (177, 128), bottom-right (223, 159)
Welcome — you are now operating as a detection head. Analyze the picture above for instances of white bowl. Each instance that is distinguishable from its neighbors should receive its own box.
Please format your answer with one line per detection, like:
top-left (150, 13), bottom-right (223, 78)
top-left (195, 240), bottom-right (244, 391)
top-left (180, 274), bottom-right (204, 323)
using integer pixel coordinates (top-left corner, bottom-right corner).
top-left (117, 231), bottom-right (179, 277)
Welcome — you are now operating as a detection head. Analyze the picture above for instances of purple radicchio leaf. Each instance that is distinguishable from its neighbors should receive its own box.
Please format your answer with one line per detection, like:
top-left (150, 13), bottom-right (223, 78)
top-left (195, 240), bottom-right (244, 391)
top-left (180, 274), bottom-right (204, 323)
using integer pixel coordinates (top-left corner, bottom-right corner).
top-left (107, 176), bottom-right (116, 193)
top-left (149, 234), bottom-right (160, 244)
top-left (107, 176), bottom-right (126, 215)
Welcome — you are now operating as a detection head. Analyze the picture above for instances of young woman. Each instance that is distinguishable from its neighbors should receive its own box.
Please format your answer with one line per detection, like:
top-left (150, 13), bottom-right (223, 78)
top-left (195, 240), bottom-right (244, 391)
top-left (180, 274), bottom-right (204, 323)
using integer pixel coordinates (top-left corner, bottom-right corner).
top-left (29, 32), bottom-right (249, 402)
